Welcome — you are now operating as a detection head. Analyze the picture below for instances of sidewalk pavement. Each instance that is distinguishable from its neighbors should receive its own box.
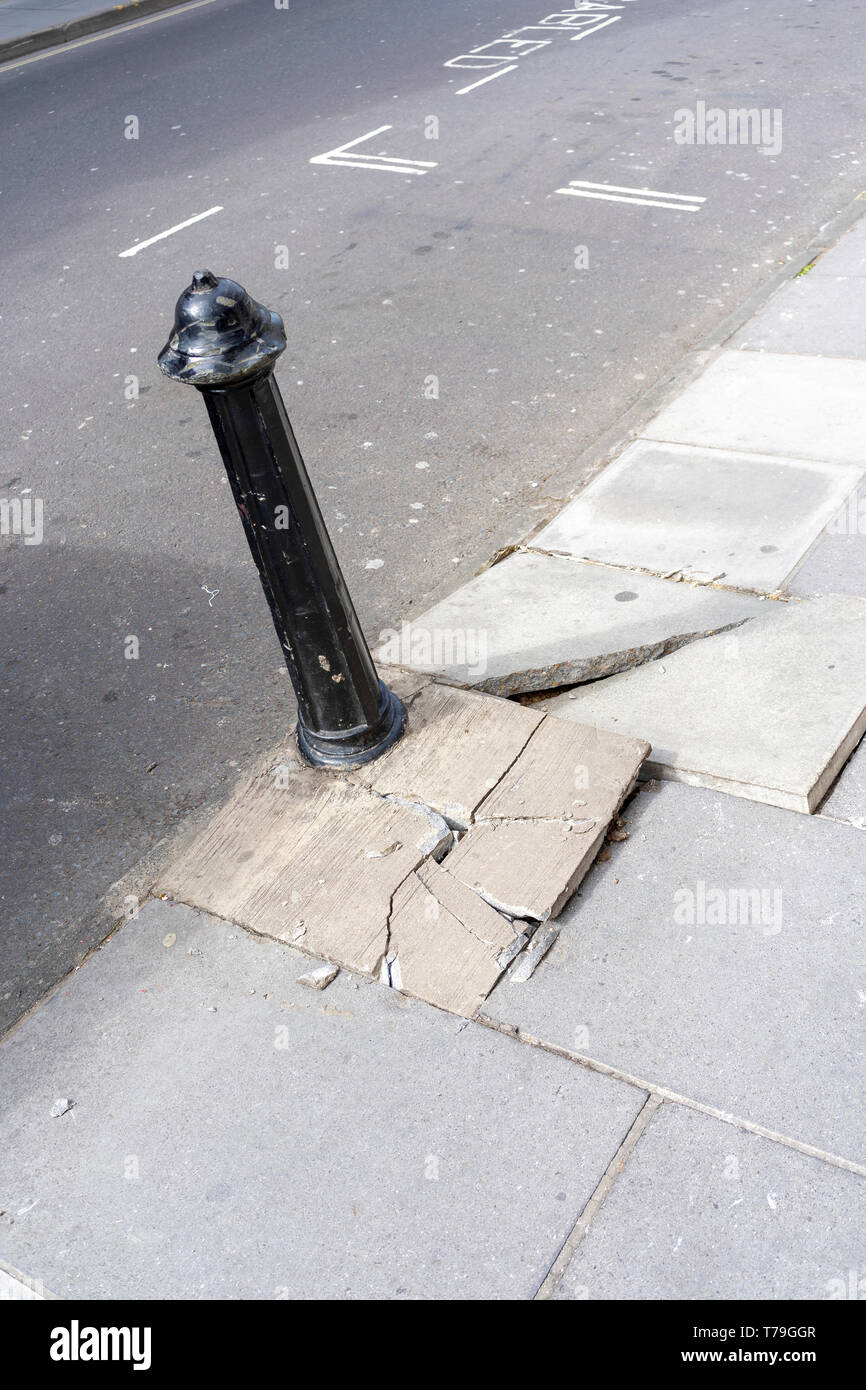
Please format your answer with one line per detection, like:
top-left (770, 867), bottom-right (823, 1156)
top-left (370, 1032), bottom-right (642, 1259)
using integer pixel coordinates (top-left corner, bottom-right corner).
top-left (0, 0), bottom-right (199, 63)
top-left (2, 216), bottom-right (866, 1301)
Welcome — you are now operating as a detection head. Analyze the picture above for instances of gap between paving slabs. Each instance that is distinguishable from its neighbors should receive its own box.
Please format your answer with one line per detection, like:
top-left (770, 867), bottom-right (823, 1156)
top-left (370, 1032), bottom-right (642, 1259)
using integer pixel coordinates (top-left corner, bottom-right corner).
top-left (156, 665), bottom-right (648, 1019)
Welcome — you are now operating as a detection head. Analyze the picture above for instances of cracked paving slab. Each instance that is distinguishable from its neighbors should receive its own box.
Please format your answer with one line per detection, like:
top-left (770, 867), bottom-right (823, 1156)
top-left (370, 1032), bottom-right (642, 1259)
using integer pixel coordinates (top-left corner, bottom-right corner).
top-left (158, 681), bottom-right (649, 1015)
top-left (384, 860), bottom-right (524, 1018)
top-left (374, 550), bottom-right (765, 697)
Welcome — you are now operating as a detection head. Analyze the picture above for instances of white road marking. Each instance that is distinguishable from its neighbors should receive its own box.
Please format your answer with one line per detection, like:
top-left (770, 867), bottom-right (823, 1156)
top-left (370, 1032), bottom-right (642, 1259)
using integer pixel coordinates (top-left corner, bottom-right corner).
top-left (0, 0), bottom-right (219, 71)
top-left (310, 125), bottom-right (437, 175)
top-left (455, 64), bottom-right (518, 95)
top-left (557, 180), bottom-right (705, 212)
top-left (117, 204), bottom-right (223, 258)
top-left (570, 15), bottom-right (622, 41)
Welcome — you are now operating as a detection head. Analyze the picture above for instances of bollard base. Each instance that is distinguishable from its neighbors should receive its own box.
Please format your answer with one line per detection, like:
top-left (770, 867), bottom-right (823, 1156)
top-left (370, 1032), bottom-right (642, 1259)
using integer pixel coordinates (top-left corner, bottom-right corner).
top-left (296, 681), bottom-right (407, 769)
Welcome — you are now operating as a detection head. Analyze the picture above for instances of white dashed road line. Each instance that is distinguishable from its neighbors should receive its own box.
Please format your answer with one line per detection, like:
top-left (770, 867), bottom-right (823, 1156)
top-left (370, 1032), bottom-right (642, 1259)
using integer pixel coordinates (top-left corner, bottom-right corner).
top-left (117, 204), bottom-right (224, 258)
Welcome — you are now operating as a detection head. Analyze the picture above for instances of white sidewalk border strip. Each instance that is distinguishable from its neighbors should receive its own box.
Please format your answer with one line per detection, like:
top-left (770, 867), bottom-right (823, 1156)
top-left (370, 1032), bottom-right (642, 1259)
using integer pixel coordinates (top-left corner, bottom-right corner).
top-left (118, 205), bottom-right (223, 258)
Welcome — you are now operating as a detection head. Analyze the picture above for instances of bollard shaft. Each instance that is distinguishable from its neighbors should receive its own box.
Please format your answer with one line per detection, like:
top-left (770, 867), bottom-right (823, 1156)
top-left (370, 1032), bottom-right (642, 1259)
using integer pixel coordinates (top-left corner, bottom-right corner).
top-left (158, 270), bottom-right (405, 768)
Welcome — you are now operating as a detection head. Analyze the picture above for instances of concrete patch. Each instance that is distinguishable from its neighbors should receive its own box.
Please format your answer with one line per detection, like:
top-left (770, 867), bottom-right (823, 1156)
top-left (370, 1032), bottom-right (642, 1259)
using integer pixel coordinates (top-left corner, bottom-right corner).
top-left (476, 714), bottom-right (649, 823)
top-left (387, 860), bottom-right (521, 1017)
top-left (541, 595), bottom-right (866, 813)
top-left (348, 681), bottom-right (543, 828)
top-left (535, 440), bottom-right (863, 593)
top-left (159, 685), bottom-right (643, 1014)
top-left (642, 349), bottom-right (866, 467)
top-left (731, 274), bottom-right (866, 359)
top-left (158, 756), bottom-right (435, 976)
top-left (446, 819), bottom-right (607, 923)
top-left (554, 1103), bottom-right (866, 1300)
top-left (483, 778), bottom-right (866, 1163)
top-left (0, 900), bottom-right (646, 1300)
top-left (375, 550), bottom-right (764, 696)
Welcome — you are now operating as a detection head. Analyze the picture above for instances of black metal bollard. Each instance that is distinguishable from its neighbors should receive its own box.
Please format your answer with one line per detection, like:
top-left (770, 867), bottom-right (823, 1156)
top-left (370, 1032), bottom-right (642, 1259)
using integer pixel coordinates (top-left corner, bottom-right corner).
top-left (158, 270), bottom-right (406, 768)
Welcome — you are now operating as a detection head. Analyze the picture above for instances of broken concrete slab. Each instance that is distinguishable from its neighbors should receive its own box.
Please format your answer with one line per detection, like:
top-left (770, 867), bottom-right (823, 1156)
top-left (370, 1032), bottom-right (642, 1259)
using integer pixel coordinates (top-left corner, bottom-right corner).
top-left (159, 686), bottom-right (647, 1014)
top-left (731, 275), bottom-right (866, 360)
top-left (541, 594), bottom-right (866, 814)
top-left (0, 898), bottom-right (647, 1300)
top-left (642, 349), bottom-right (866, 467)
top-left (348, 681), bottom-right (543, 828)
top-left (476, 714), bottom-right (649, 824)
top-left (534, 439), bottom-right (863, 593)
top-left (386, 860), bottom-right (521, 1017)
top-left (445, 818), bottom-right (607, 922)
top-left (157, 757), bottom-right (437, 976)
top-left (374, 550), bottom-right (764, 697)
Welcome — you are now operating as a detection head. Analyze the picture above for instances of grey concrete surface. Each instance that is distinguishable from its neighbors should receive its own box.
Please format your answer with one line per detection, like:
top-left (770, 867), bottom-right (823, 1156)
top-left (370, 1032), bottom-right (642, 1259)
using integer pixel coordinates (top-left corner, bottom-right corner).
top-left (4, 0), bottom-right (866, 1028)
top-left (732, 273), bottom-right (866, 358)
top-left (820, 736), bottom-right (866, 827)
top-left (375, 550), bottom-right (764, 693)
top-left (0, 898), bottom-right (646, 1300)
top-left (787, 483), bottom-right (866, 600)
top-left (810, 219), bottom-right (866, 278)
top-left (483, 779), bottom-right (866, 1165)
top-left (554, 1102), bottom-right (866, 1301)
top-left (534, 439), bottom-right (863, 592)
top-left (541, 594), bottom-right (866, 813)
top-left (643, 350), bottom-right (866, 465)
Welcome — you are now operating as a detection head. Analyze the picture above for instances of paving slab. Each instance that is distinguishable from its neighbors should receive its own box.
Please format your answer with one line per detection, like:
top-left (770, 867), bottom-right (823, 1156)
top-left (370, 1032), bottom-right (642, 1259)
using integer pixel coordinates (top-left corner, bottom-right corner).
top-left (483, 779), bottom-right (866, 1164)
top-left (158, 685), bottom-right (643, 1014)
top-left (787, 482), bottom-right (866, 600)
top-left (0, 899), bottom-right (646, 1301)
top-left (349, 682), bottom-right (543, 828)
top-left (387, 860), bottom-right (521, 1018)
top-left (158, 753), bottom-right (437, 978)
top-left (731, 274), bottom-right (866, 359)
top-left (810, 220), bottom-right (866, 278)
top-left (554, 1103), bottom-right (866, 1301)
top-left (374, 550), bottom-right (764, 696)
top-left (641, 349), bottom-right (866, 467)
top-left (541, 594), bottom-right (866, 813)
top-left (476, 715), bottom-right (649, 823)
top-left (534, 440), bottom-right (863, 592)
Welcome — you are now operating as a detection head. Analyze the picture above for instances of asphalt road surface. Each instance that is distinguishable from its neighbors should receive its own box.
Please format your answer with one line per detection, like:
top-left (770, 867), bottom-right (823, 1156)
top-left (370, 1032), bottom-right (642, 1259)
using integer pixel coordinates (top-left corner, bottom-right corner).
top-left (2, 0), bottom-right (866, 1029)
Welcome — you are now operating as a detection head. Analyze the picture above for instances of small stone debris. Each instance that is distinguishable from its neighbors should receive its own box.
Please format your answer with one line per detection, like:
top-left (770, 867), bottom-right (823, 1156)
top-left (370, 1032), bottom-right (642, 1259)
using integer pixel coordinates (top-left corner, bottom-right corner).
top-left (298, 964), bottom-right (340, 991)
top-left (162, 933), bottom-right (177, 948)
top-left (50, 1099), bottom-right (72, 1118)
top-left (187, 947), bottom-right (202, 956)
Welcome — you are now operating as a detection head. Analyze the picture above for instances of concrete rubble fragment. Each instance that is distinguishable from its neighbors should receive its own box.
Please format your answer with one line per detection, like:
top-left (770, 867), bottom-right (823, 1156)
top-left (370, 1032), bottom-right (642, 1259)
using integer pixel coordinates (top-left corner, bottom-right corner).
top-left (298, 964), bottom-right (340, 991)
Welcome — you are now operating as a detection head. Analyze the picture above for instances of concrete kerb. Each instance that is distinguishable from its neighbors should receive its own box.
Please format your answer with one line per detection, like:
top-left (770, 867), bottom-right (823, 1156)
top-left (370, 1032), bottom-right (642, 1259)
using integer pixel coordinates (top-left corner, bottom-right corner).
top-left (0, 0), bottom-right (214, 64)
